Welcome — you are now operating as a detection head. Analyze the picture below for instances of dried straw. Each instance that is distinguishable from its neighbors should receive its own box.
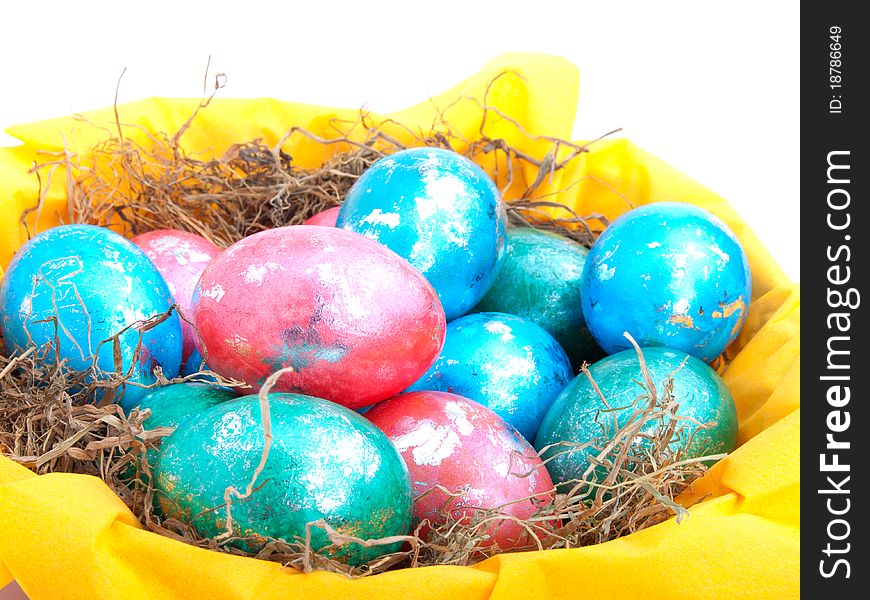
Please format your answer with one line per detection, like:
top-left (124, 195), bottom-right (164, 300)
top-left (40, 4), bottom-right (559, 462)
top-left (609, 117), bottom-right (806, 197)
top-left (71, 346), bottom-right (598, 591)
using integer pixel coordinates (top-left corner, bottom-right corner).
top-left (25, 71), bottom-right (622, 249)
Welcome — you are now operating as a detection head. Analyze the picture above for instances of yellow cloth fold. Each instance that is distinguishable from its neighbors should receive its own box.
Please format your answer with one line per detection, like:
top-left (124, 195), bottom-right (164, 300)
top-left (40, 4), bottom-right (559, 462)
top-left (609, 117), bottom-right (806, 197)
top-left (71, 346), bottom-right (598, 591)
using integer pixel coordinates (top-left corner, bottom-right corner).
top-left (0, 53), bottom-right (798, 599)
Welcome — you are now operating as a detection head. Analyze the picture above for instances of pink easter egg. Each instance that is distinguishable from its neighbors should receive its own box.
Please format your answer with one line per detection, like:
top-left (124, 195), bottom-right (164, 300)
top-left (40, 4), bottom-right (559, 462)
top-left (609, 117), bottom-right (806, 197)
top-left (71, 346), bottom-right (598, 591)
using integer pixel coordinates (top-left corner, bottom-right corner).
top-left (131, 229), bottom-right (221, 363)
top-left (303, 207), bottom-right (341, 227)
top-left (191, 226), bottom-right (446, 408)
top-left (366, 391), bottom-right (555, 549)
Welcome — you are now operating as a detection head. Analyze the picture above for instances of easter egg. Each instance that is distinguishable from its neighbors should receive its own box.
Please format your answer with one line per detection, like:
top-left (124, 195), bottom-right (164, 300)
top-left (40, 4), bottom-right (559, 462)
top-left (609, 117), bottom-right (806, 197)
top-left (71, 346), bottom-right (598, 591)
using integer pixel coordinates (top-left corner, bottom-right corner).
top-left (0, 224), bottom-right (182, 408)
top-left (408, 312), bottom-right (572, 442)
top-left (472, 227), bottom-right (601, 369)
top-left (336, 147), bottom-right (507, 320)
top-left (581, 202), bottom-right (752, 362)
top-left (365, 391), bottom-right (554, 549)
top-left (155, 392), bottom-right (412, 565)
top-left (138, 382), bottom-right (236, 430)
top-left (303, 207), bottom-right (341, 227)
top-left (534, 347), bottom-right (738, 487)
top-left (131, 229), bottom-right (221, 368)
top-left (181, 346), bottom-right (208, 376)
top-left (192, 225), bottom-right (445, 408)
top-left (128, 382), bottom-right (236, 478)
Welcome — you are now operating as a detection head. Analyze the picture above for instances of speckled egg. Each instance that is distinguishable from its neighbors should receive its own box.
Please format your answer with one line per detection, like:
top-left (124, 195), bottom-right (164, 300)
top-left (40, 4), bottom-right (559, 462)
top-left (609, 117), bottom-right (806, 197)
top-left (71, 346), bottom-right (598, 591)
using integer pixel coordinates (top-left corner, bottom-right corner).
top-left (407, 312), bottom-right (572, 442)
top-left (581, 202), bottom-right (752, 362)
top-left (192, 225), bottom-right (445, 409)
top-left (155, 392), bottom-right (413, 565)
top-left (0, 224), bottom-right (182, 408)
top-left (303, 207), bottom-right (341, 227)
top-left (534, 346), bottom-right (738, 487)
top-left (472, 227), bottom-right (602, 369)
top-left (128, 382), bottom-right (236, 477)
top-left (365, 391), bottom-right (554, 549)
top-left (336, 147), bottom-right (507, 320)
top-left (131, 229), bottom-right (221, 369)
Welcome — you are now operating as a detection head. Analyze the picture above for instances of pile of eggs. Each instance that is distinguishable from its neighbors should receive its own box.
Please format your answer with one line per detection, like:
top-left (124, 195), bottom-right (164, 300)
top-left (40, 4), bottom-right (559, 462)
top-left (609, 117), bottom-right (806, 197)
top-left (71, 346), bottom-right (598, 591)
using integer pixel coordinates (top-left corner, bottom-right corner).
top-left (0, 146), bottom-right (751, 564)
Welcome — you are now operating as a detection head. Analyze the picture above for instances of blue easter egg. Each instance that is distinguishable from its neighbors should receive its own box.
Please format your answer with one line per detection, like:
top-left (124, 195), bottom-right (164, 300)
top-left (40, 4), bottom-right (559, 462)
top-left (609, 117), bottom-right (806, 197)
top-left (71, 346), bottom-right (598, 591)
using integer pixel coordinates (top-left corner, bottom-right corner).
top-left (0, 225), bottom-right (182, 408)
top-left (407, 312), bottom-right (572, 441)
top-left (336, 147), bottom-right (507, 320)
top-left (581, 203), bottom-right (751, 362)
top-left (181, 346), bottom-right (206, 376)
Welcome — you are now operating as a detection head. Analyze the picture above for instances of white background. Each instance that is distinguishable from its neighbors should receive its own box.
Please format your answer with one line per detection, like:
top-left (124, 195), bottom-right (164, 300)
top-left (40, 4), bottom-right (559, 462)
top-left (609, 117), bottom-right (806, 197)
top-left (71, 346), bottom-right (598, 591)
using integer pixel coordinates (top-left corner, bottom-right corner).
top-left (0, 0), bottom-right (799, 281)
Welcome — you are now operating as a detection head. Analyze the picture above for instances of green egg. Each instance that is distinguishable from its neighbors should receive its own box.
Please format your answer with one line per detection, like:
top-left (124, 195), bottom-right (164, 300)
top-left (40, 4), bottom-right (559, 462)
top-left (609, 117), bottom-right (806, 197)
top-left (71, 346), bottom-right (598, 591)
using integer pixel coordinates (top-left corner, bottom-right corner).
top-left (127, 383), bottom-right (236, 480)
top-left (137, 382), bottom-right (238, 432)
top-left (472, 227), bottom-right (601, 369)
top-left (154, 392), bottom-right (412, 566)
top-left (533, 347), bottom-right (738, 487)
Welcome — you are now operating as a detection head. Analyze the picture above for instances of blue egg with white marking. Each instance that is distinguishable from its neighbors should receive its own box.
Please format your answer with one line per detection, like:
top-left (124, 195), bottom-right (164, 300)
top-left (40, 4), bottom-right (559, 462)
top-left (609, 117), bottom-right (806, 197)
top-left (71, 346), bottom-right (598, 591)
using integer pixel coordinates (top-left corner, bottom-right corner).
top-left (0, 225), bottom-right (182, 408)
top-left (337, 147), bottom-right (507, 320)
top-left (581, 202), bottom-right (752, 362)
top-left (407, 312), bottom-right (572, 441)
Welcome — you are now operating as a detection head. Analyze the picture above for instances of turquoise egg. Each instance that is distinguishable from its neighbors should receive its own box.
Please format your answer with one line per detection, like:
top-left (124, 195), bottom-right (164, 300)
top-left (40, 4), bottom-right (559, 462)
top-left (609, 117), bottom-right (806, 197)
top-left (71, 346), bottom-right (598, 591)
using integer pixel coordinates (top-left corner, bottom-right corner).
top-left (581, 202), bottom-right (752, 362)
top-left (534, 347), bottom-right (738, 487)
top-left (133, 383), bottom-right (237, 469)
top-left (472, 227), bottom-right (602, 369)
top-left (0, 224), bottom-right (182, 408)
top-left (336, 147), bottom-right (507, 320)
top-left (155, 393), bottom-right (412, 565)
top-left (408, 312), bottom-right (572, 441)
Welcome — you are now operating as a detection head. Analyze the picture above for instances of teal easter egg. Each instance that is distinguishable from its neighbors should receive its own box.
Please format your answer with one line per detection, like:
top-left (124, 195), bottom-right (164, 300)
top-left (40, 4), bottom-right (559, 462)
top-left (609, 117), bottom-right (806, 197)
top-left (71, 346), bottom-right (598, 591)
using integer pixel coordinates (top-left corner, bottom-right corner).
top-left (472, 227), bottom-right (602, 369)
top-left (155, 393), bottom-right (412, 565)
top-left (534, 347), bottom-right (737, 487)
top-left (132, 383), bottom-right (237, 471)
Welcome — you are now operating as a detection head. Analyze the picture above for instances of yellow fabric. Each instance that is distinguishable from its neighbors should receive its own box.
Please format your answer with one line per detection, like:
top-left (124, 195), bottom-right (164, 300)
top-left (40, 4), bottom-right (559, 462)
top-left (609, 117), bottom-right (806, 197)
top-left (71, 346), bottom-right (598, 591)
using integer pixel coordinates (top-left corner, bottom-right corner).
top-left (0, 53), bottom-right (799, 599)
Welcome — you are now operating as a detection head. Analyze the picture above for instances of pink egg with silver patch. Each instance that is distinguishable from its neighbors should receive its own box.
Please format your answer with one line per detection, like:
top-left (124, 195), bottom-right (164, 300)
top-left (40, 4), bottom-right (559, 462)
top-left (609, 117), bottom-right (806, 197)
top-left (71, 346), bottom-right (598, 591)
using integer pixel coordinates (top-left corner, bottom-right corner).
top-left (131, 229), bottom-right (221, 364)
top-left (303, 207), bottom-right (341, 227)
top-left (365, 391), bottom-right (555, 549)
top-left (192, 226), bottom-right (446, 408)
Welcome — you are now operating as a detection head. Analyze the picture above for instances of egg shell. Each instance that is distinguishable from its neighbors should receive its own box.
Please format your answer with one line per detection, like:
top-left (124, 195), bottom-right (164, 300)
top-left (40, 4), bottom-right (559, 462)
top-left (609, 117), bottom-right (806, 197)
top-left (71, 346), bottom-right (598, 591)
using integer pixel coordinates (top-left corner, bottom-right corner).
top-left (472, 227), bottom-right (602, 369)
top-left (180, 346), bottom-right (207, 376)
top-left (581, 202), bottom-right (752, 362)
top-left (131, 229), bottom-right (221, 366)
top-left (127, 382), bottom-right (236, 480)
top-left (192, 225), bottom-right (446, 408)
top-left (0, 224), bottom-right (182, 408)
top-left (302, 207), bottom-right (341, 227)
top-left (155, 392), bottom-right (413, 565)
top-left (534, 346), bottom-right (738, 487)
top-left (407, 312), bottom-right (572, 441)
top-left (365, 391), bottom-right (554, 549)
top-left (336, 147), bottom-right (507, 320)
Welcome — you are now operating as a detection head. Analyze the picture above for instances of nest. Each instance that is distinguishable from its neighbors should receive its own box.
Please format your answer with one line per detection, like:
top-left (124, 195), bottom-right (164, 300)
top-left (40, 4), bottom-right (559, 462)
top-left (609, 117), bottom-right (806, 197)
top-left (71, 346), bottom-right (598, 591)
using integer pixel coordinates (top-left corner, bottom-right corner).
top-left (25, 71), bottom-right (621, 248)
top-left (1, 73), bottom-right (722, 578)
